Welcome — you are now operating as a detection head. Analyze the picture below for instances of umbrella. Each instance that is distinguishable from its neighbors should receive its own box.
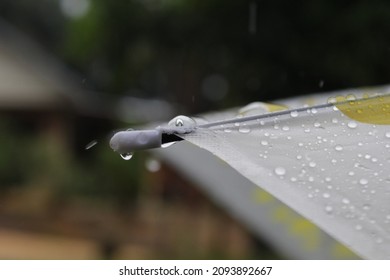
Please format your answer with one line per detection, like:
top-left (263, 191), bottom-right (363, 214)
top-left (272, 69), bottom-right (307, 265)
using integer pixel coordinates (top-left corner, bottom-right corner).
top-left (110, 86), bottom-right (390, 259)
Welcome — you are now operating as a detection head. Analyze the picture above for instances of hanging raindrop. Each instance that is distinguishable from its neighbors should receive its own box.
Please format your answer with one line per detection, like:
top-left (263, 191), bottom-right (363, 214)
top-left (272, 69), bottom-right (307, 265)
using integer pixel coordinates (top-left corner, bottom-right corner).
top-left (120, 152), bottom-right (134, 160)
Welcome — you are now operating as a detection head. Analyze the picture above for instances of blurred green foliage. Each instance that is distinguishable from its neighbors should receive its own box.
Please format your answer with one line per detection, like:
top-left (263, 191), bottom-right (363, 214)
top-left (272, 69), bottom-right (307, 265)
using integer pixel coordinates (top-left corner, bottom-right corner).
top-left (2, 0), bottom-right (390, 113)
top-left (0, 118), bottom-right (141, 208)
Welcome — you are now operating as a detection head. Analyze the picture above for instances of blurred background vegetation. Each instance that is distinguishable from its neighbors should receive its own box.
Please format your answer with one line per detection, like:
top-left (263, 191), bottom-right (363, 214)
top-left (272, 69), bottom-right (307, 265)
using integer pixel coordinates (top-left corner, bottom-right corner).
top-left (0, 0), bottom-right (389, 259)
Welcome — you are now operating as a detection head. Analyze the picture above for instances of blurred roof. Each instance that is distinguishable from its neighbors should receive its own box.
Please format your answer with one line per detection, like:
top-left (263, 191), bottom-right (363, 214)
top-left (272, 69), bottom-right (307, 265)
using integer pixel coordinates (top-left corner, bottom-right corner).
top-left (0, 18), bottom-right (175, 122)
top-left (0, 18), bottom-right (115, 118)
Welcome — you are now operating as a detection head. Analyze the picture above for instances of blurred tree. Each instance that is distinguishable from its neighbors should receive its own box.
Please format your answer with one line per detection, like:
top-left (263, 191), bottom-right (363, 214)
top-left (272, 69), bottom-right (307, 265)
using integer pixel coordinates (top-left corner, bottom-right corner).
top-left (2, 0), bottom-right (390, 112)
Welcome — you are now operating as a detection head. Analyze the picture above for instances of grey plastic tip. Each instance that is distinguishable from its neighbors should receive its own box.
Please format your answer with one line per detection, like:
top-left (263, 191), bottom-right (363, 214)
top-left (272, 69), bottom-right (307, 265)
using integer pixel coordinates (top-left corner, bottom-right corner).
top-left (109, 130), bottom-right (162, 153)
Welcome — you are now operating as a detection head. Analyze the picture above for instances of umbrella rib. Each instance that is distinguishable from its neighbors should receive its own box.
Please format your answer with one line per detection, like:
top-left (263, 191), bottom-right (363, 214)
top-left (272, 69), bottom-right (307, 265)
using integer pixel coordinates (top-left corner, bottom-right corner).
top-left (197, 102), bottom-right (333, 129)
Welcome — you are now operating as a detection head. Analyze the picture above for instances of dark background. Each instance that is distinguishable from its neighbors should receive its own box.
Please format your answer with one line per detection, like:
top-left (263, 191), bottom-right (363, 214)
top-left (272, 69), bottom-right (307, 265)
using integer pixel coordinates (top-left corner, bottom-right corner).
top-left (2, 0), bottom-right (390, 113)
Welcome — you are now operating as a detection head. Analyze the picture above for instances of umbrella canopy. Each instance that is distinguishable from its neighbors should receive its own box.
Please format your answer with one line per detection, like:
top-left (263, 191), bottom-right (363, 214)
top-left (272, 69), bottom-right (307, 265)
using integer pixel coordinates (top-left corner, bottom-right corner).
top-left (110, 85), bottom-right (390, 259)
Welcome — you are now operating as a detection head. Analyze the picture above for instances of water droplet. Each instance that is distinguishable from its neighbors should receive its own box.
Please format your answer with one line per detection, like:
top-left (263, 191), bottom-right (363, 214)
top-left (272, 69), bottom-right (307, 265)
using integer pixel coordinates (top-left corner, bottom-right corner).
top-left (290, 177), bottom-right (297, 182)
top-left (290, 111), bottom-right (298, 117)
top-left (325, 177), bottom-right (332, 182)
top-left (274, 167), bottom-right (286, 176)
top-left (224, 128), bottom-right (232, 133)
top-left (376, 238), bottom-right (383, 244)
top-left (342, 198), bottom-right (350, 204)
top-left (332, 118), bottom-right (339, 124)
top-left (313, 122), bottom-right (321, 128)
top-left (334, 145), bottom-right (343, 151)
top-left (309, 161), bottom-right (316, 167)
top-left (311, 108), bottom-right (318, 114)
top-left (120, 152), bottom-right (133, 160)
top-left (168, 115), bottom-right (196, 128)
top-left (362, 204), bottom-right (371, 211)
top-left (355, 224), bottom-right (363, 231)
top-left (327, 97), bottom-right (337, 104)
top-left (239, 125), bottom-right (251, 133)
top-left (261, 140), bottom-right (269, 146)
top-left (347, 121), bottom-right (358, 129)
top-left (323, 192), bottom-right (330, 198)
top-left (282, 126), bottom-right (290, 131)
top-left (385, 132), bottom-right (390, 138)
top-left (348, 171), bottom-right (355, 176)
top-left (176, 119), bottom-right (184, 126)
top-left (85, 140), bottom-right (98, 150)
top-left (324, 205), bottom-right (333, 214)
top-left (359, 178), bottom-right (368, 185)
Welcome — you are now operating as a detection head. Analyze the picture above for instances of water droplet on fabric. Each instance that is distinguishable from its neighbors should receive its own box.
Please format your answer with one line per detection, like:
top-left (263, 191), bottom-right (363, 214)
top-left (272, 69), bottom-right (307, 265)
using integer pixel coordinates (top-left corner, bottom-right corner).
top-left (274, 167), bottom-right (286, 176)
top-left (120, 152), bottom-right (133, 160)
top-left (347, 121), bottom-right (358, 129)
top-left (290, 111), bottom-right (299, 117)
top-left (355, 224), bottom-right (363, 231)
top-left (261, 140), bottom-right (269, 146)
top-left (334, 145), bottom-right (343, 151)
top-left (359, 178), bottom-right (368, 185)
top-left (376, 238), bottom-right (383, 244)
top-left (168, 115), bottom-right (196, 127)
top-left (323, 192), bottom-right (330, 198)
top-left (342, 198), bottom-right (350, 204)
top-left (385, 132), bottom-right (390, 138)
top-left (324, 205), bottom-right (333, 214)
top-left (290, 177), bottom-right (297, 182)
top-left (362, 204), bottom-right (371, 211)
top-left (239, 125), bottom-right (251, 133)
top-left (309, 162), bottom-right (316, 167)
top-left (314, 122), bottom-right (321, 128)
